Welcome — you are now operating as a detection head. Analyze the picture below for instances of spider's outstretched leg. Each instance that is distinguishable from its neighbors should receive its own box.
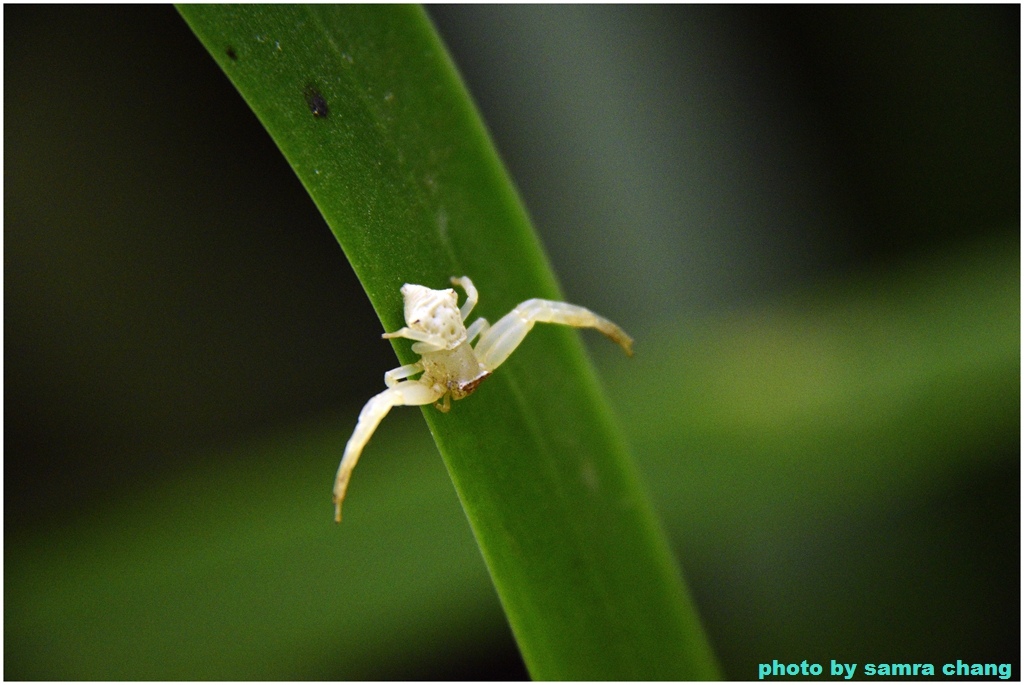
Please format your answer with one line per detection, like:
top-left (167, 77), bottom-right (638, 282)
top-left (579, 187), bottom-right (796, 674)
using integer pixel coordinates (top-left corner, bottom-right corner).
top-left (333, 381), bottom-right (442, 522)
top-left (473, 298), bottom-right (633, 371)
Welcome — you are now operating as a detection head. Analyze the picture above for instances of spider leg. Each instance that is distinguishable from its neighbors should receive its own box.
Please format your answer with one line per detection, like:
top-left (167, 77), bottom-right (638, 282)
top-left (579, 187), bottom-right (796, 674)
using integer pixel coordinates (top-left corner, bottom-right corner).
top-left (465, 316), bottom-right (490, 344)
top-left (451, 276), bottom-right (478, 320)
top-left (384, 362), bottom-right (424, 387)
top-left (382, 327), bottom-right (447, 352)
top-left (473, 298), bottom-right (633, 371)
top-left (333, 381), bottom-right (443, 522)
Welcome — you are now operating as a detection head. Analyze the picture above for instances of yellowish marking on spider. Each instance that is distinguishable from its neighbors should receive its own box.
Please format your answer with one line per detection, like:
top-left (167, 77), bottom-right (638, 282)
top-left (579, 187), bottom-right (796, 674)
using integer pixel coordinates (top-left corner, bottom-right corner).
top-left (333, 276), bottom-right (633, 522)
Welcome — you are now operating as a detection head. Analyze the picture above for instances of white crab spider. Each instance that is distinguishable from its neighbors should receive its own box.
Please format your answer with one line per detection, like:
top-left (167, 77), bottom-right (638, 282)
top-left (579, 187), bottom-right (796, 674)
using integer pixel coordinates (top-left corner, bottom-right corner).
top-left (333, 276), bottom-right (633, 522)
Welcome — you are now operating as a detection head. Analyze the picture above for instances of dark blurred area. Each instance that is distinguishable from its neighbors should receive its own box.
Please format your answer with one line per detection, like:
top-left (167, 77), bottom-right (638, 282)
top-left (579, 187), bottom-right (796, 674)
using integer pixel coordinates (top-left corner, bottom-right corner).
top-left (5, 4), bottom-right (1019, 680)
top-left (6, 5), bottom-right (390, 534)
top-left (431, 5), bottom-right (1018, 320)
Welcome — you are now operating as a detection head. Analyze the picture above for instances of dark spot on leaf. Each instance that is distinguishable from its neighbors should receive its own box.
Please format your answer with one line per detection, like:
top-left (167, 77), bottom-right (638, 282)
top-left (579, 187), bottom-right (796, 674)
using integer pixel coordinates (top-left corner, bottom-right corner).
top-left (226, 46), bottom-right (237, 60)
top-left (304, 85), bottom-right (329, 119)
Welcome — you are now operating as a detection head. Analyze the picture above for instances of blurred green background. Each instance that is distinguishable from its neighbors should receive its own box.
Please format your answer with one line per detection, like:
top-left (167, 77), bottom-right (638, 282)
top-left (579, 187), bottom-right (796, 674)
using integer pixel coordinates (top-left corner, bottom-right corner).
top-left (5, 5), bottom-right (1019, 680)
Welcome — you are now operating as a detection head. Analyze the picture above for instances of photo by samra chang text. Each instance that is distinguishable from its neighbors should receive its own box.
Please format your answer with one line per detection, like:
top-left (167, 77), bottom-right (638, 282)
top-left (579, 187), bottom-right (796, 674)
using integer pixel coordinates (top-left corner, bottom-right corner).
top-left (758, 659), bottom-right (1013, 680)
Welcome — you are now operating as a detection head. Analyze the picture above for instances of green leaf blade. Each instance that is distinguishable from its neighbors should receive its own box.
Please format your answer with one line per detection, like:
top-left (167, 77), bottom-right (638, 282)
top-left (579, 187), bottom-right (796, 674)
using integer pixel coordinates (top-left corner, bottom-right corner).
top-left (178, 5), bottom-right (718, 679)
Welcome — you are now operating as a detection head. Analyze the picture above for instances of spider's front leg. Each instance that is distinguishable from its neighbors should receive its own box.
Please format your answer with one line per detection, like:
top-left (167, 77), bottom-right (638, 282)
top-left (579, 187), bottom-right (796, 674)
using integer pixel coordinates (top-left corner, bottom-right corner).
top-left (450, 276), bottom-right (478, 320)
top-left (384, 362), bottom-right (423, 387)
top-left (382, 326), bottom-right (447, 353)
top-left (333, 381), bottom-right (442, 522)
top-left (473, 298), bottom-right (633, 371)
